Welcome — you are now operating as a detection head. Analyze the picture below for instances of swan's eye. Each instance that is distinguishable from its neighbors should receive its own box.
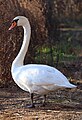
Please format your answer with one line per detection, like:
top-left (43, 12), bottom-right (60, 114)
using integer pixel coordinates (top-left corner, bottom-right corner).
top-left (9, 21), bottom-right (17, 30)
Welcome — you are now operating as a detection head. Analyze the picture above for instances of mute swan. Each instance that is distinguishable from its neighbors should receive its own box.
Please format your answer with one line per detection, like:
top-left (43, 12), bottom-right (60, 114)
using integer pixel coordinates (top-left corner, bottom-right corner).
top-left (9, 16), bottom-right (76, 108)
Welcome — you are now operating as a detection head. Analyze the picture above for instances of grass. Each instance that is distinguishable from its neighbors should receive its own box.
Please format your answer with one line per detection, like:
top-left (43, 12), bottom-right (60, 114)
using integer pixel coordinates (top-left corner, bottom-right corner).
top-left (34, 27), bottom-right (82, 65)
top-left (34, 44), bottom-right (81, 64)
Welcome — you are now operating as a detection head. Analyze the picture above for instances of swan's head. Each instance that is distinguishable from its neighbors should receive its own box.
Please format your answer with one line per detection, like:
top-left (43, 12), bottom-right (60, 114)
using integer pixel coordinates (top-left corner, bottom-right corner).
top-left (9, 16), bottom-right (28, 30)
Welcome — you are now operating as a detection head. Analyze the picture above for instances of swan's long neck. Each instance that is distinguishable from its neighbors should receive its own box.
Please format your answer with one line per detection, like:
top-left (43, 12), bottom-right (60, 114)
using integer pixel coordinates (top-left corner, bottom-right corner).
top-left (12, 20), bottom-right (31, 72)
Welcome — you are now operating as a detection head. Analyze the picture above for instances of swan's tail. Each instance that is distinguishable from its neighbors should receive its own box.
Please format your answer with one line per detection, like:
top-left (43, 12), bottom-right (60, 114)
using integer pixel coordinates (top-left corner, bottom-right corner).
top-left (66, 83), bottom-right (77, 88)
top-left (58, 83), bottom-right (77, 88)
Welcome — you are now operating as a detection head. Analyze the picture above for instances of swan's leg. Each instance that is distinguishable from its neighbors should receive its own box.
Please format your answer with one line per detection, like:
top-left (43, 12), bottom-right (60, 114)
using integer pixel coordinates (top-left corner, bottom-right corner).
top-left (28, 93), bottom-right (35, 108)
top-left (42, 95), bottom-right (46, 106)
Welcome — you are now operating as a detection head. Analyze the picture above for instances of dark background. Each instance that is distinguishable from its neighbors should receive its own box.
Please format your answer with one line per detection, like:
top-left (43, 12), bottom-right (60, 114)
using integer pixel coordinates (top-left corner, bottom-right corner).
top-left (0, 0), bottom-right (82, 86)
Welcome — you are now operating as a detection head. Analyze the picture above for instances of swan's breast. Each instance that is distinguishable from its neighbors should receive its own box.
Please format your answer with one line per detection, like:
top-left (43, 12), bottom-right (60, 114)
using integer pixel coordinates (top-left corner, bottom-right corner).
top-left (12, 67), bottom-right (33, 92)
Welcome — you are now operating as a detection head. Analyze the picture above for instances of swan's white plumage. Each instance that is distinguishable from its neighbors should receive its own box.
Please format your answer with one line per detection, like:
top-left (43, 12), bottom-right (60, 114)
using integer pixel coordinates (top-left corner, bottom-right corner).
top-left (12, 64), bottom-right (76, 94)
top-left (10, 16), bottom-right (76, 96)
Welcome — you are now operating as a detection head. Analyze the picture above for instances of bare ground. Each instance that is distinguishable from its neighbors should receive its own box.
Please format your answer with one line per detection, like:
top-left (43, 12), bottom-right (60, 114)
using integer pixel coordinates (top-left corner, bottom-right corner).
top-left (0, 80), bottom-right (82, 120)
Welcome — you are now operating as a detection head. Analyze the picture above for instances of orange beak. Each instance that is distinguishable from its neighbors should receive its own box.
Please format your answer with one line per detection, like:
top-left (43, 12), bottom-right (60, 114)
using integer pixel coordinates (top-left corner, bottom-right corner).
top-left (8, 21), bottom-right (17, 30)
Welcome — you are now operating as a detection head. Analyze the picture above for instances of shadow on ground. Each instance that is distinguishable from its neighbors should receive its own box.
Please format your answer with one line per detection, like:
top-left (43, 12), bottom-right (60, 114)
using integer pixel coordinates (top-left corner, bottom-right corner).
top-left (0, 81), bottom-right (82, 120)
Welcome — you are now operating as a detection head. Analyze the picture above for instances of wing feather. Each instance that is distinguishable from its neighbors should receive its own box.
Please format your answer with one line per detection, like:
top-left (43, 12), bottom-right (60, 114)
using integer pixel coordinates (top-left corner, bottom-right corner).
top-left (20, 64), bottom-right (69, 87)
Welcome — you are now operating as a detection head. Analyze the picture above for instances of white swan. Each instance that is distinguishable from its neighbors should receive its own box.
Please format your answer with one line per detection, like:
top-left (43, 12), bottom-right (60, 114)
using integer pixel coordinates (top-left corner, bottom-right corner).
top-left (9, 16), bottom-right (76, 108)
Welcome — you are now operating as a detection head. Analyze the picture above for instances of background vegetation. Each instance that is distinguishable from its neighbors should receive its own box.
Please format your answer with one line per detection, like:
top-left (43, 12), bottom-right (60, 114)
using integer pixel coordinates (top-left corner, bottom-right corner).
top-left (0, 0), bottom-right (82, 86)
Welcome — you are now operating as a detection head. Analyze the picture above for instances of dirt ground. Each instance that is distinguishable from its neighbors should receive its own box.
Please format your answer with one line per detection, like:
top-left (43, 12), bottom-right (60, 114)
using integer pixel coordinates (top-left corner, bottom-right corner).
top-left (0, 80), bottom-right (82, 120)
